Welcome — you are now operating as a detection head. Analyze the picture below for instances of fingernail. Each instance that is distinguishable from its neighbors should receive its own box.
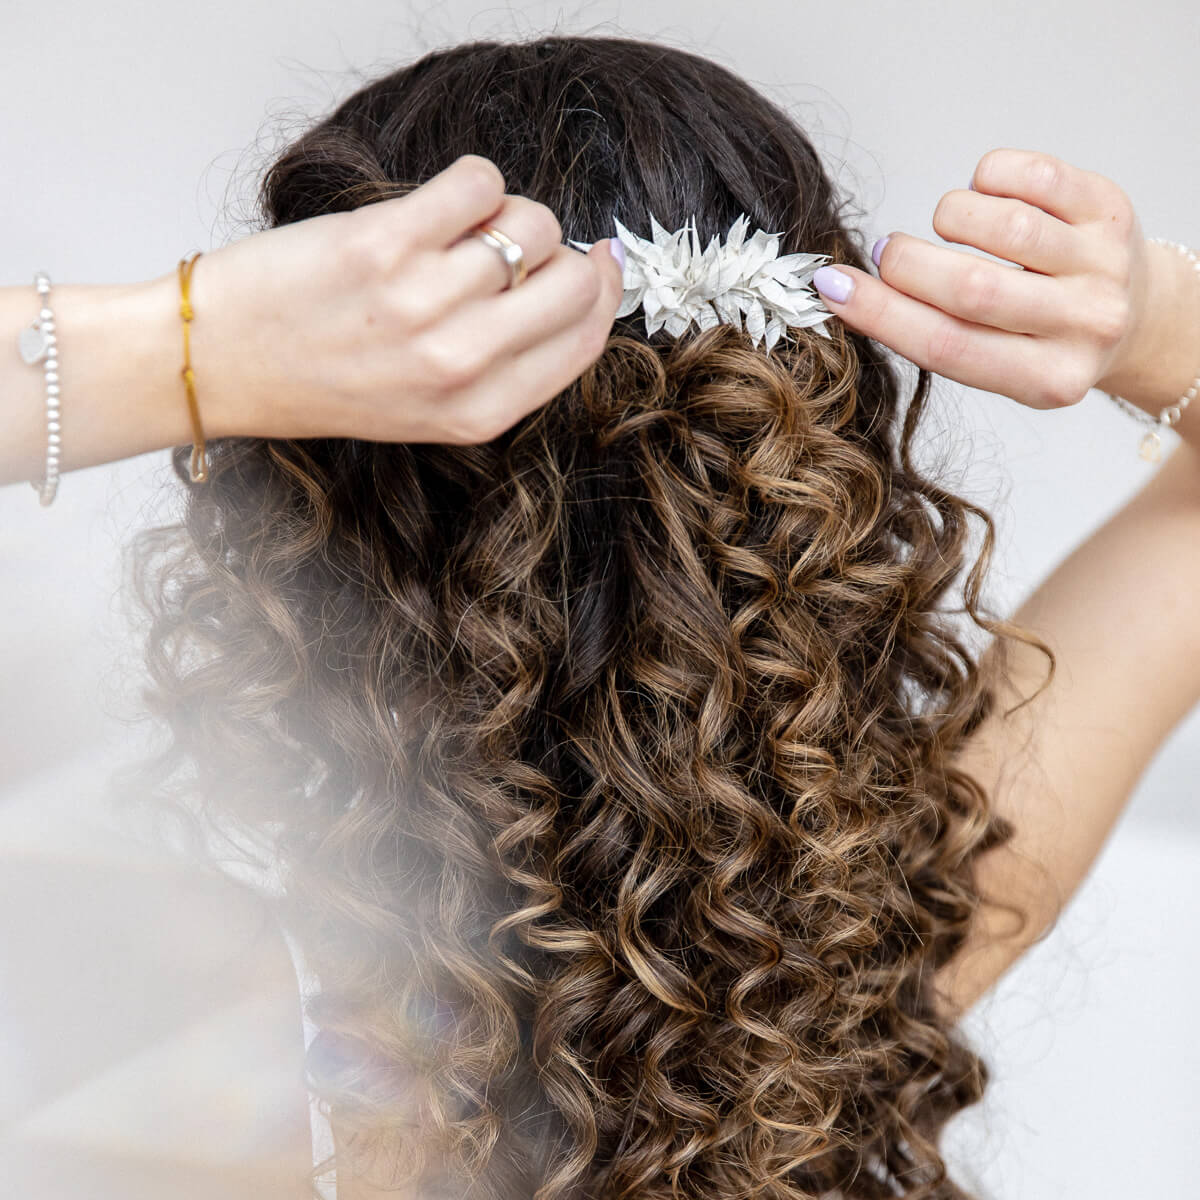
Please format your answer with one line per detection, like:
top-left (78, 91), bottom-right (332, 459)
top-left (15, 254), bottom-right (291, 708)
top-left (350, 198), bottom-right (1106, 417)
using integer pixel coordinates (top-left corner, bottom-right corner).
top-left (968, 179), bottom-right (976, 191)
top-left (871, 235), bottom-right (890, 268)
top-left (813, 265), bottom-right (854, 304)
top-left (607, 236), bottom-right (625, 269)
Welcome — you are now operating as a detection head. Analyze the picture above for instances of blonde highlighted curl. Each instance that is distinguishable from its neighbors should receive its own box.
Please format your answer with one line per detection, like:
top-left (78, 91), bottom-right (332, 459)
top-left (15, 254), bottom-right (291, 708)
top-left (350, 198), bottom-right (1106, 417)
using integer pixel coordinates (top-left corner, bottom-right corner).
top-left (122, 34), bottom-right (1050, 1200)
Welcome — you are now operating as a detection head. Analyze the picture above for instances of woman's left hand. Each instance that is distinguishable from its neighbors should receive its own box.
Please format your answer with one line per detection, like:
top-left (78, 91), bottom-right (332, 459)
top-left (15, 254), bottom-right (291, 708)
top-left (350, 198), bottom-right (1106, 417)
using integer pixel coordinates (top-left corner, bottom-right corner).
top-left (810, 146), bottom-right (1159, 413)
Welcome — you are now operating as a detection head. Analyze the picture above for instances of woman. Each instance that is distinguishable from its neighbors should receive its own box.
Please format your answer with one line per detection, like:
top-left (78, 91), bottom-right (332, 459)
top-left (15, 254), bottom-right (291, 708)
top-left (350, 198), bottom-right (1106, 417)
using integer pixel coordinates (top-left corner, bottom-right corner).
top-left (27, 32), bottom-right (1200, 1200)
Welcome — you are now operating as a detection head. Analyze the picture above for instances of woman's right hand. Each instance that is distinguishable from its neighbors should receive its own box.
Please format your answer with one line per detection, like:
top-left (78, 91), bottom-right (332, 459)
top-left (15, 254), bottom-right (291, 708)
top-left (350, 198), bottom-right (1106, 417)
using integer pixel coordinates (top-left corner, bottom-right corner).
top-left (2, 154), bottom-right (626, 489)
top-left (189, 153), bottom-right (625, 447)
top-left (810, 147), bottom-right (1193, 414)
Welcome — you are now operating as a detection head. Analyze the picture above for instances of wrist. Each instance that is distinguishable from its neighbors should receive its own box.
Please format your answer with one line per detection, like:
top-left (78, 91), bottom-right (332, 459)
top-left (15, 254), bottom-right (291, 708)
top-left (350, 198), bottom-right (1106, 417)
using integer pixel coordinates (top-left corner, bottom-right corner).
top-left (172, 250), bottom-right (263, 442)
top-left (1, 262), bottom-right (254, 489)
top-left (40, 270), bottom-right (248, 475)
top-left (122, 266), bottom-right (251, 447)
top-left (1097, 239), bottom-right (1200, 418)
top-left (110, 263), bottom-right (257, 451)
top-left (27, 276), bottom-right (189, 474)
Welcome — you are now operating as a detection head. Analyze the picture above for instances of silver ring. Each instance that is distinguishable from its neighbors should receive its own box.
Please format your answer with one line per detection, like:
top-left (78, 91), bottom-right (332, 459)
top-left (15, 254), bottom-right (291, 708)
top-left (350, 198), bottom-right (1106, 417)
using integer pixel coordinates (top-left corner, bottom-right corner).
top-left (474, 225), bottom-right (527, 290)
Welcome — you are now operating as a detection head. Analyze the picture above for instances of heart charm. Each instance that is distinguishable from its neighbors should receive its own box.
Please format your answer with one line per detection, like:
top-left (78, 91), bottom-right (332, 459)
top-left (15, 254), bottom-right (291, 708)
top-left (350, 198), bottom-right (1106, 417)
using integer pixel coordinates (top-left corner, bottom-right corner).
top-left (1138, 429), bottom-right (1162, 463)
top-left (18, 323), bottom-right (48, 365)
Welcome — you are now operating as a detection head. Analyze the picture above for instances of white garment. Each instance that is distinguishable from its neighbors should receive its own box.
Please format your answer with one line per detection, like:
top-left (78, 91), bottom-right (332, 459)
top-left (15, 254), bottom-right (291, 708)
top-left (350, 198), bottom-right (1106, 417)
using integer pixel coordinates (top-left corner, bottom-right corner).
top-left (281, 926), bottom-right (339, 1199)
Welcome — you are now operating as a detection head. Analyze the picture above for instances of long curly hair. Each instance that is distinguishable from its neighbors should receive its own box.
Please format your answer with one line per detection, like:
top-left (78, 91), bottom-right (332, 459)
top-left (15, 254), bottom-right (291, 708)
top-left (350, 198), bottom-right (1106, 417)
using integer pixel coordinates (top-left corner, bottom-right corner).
top-left (124, 34), bottom-right (1052, 1200)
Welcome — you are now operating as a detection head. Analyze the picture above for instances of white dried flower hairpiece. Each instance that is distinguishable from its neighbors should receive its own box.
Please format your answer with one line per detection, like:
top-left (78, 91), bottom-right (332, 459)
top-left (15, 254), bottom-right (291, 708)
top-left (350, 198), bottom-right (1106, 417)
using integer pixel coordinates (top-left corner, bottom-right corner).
top-left (571, 212), bottom-right (837, 352)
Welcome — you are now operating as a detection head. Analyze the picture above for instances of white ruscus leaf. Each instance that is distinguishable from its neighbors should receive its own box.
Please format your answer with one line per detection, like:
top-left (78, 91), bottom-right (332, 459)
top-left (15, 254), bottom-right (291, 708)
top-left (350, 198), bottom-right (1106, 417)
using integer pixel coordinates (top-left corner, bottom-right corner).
top-left (574, 211), bottom-right (838, 352)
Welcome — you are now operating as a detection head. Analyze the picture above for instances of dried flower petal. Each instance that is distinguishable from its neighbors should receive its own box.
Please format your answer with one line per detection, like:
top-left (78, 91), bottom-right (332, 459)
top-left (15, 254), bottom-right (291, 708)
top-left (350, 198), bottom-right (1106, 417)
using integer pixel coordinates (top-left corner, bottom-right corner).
top-left (572, 211), bottom-right (838, 351)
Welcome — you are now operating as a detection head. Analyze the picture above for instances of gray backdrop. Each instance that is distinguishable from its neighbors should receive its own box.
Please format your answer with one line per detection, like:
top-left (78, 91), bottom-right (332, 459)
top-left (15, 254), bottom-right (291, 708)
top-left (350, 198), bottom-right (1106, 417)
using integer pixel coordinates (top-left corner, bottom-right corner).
top-left (2, 3), bottom-right (1198, 1197)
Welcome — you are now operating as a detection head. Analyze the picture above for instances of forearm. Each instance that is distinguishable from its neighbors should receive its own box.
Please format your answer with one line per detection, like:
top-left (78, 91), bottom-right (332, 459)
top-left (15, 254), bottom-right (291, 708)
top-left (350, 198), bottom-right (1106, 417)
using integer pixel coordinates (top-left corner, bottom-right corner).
top-left (1, 271), bottom-right (239, 486)
top-left (936, 436), bottom-right (1200, 1019)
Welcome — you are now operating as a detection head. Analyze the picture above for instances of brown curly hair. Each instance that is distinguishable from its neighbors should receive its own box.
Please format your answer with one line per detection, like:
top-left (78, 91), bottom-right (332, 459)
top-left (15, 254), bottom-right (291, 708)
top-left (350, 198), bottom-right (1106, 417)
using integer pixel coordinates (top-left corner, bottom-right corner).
top-left (123, 33), bottom-right (1052, 1200)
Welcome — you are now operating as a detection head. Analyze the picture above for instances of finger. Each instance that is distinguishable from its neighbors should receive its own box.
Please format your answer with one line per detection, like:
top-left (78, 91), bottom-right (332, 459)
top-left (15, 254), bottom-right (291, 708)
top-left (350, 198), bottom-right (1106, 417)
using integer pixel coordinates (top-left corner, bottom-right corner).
top-left (814, 263), bottom-right (1063, 405)
top-left (875, 231), bottom-right (1077, 336)
top-left (969, 147), bottom-right (1124, 227)
top-left (386, 154), bottom-right (508, 249)
top-left (931, 188), bottom-right (1099, 277)
top-left (438, 240), bottom-right (626, 437)
top-left (583, 235), bottom-right (627, 325)
top-left (415, 193), bottom-right (566, 307)
top-left (422, 241), bottom-right (616, 366)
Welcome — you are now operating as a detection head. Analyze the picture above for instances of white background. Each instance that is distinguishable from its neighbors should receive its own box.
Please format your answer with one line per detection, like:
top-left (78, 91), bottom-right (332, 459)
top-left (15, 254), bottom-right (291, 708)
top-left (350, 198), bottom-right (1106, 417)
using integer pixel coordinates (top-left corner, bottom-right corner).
top-left (2, 3), bottom-right (1198, 1197)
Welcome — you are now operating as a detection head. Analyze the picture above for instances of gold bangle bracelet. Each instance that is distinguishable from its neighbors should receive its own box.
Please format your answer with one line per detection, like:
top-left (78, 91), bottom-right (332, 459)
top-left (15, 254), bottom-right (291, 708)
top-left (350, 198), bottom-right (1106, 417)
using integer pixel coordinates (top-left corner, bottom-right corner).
top-left (177, 251), bottom-right (210, 483)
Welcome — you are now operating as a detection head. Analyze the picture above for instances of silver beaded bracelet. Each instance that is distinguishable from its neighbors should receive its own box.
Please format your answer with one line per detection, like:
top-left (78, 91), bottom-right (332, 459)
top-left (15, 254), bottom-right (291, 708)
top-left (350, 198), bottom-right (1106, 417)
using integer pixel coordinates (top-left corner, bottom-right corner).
top-left (1105, 237), bottom-right (1200, 463)
top-left (18, 270), bottom-right (62, 505)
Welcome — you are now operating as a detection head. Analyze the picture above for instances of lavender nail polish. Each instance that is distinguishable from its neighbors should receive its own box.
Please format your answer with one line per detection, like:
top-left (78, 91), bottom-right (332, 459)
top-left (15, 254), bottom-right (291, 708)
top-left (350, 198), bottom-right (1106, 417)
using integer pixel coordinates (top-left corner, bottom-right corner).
top-left (871, 235), bottom-right (890, 268)
top-left (813, 265), bottom-right (853, 304)
top-left (608, 236), bottom-right (626, 269)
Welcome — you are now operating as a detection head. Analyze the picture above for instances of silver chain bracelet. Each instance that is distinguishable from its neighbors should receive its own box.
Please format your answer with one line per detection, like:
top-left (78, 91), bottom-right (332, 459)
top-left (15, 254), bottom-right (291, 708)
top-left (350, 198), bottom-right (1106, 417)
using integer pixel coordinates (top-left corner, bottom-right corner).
top-left (1105, 237), bottom-right (1200, 463)
top-left (18, 270), bottom-right (62, 505)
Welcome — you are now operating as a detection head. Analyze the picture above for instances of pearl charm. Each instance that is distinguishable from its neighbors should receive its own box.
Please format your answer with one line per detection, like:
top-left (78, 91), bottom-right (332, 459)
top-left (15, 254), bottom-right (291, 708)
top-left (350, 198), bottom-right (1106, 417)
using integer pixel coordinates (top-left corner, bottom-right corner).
top-left (18, 325), bottom-right (48, 364)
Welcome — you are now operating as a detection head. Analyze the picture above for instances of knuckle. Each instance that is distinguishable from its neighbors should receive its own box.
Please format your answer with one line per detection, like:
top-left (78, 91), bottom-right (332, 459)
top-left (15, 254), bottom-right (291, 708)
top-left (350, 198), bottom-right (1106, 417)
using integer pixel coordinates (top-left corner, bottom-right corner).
top-left (958, 261), bottom-right (1003, 322)
top-left (1031, 382), bottom-right (1064, 410)
top-left (434, 405), bottom-right (476, 444)
top-left (974, 148), bottom-right (1010, 191)
top-left (1027, 152), bottom-right (1063, 195)
top-left (455, 154), bottom-right (506, 203)
top-left (1088, 284), bottom-right (1133, 347)
top-left (924, 320), bottom-right (971, 372)
top-left (1002, 204), bottom-right (1040, 254)
top-left (436, 413), bottom-right (479, 445)
top-left (343, 218), bottom-right (401, 279)
top-left (1039, 364), bottom-right (1091, 409)
top-left (479, 406), bottom-right (518, 443)
top-left (417, 336), bottom-right (488, 391)
top-left (452, 402), bottom-right (511, 445)
top-left (383, 279), bottom-right (440, 331)
top-left (530, 201), bottom-right (564, 247)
